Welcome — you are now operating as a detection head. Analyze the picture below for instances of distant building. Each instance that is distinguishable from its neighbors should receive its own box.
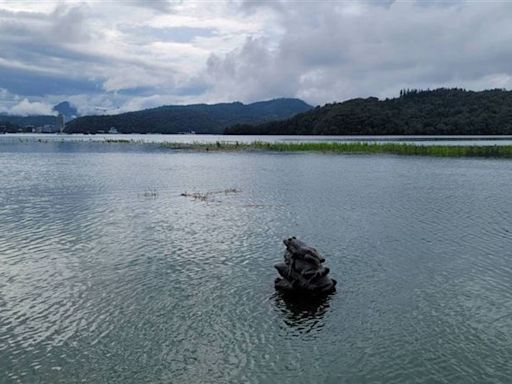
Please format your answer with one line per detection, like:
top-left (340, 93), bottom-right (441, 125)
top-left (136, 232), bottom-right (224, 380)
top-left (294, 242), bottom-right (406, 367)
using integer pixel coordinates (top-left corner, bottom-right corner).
top-left (108, 127), bottom-right (119, 134)
top-left (36, 124), bottom-right (59, 133)
top-left (56, 114), bottom-right (65, 134)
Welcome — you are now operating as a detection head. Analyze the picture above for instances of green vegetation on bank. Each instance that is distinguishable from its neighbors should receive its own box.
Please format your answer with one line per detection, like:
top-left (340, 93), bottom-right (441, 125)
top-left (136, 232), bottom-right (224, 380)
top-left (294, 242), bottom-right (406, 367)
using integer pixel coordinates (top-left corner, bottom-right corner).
top-left (225, 88), bottom-right (512, 135)
top-left (160, 141), bottom-right (512, 158)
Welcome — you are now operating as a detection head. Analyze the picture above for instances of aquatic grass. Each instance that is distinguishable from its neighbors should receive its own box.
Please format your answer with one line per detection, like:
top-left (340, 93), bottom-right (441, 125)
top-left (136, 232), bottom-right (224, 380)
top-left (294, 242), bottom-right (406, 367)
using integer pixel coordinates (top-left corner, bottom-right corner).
top-left (12, 135), bottom-right (512, 158)
top-left (160, 141), bottom-right (512, 158)
top-left (103, 138), bottom-right (149, 144)
top-left (104, 139), bottom-right (132, 144)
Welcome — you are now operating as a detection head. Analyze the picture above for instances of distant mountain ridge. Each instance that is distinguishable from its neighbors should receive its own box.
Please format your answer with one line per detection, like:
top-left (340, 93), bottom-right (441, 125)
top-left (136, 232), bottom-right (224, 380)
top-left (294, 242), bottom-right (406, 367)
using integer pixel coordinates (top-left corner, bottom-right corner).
top-left (65, 98), bottom-right (312, 134)
top-left (225, 88), bottom-right (512, 135)
top-left (53, 101), bottom-right (78, 122)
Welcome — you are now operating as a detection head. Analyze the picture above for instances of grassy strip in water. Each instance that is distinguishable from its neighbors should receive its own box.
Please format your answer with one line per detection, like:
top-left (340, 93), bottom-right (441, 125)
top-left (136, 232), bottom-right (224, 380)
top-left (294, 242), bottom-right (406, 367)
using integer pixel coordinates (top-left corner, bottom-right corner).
top-left (103, 139), bottom-right (133, 144)
top-left (161, 141), bottom-right (512, 158)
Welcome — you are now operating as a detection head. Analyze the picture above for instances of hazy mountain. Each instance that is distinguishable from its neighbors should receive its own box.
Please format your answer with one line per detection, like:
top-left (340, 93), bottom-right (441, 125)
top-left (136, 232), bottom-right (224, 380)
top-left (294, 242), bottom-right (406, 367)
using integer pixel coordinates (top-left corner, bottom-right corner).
top-left (225, 89), bottom-right (512, 135)
top-left (65, 98), bottom-right (312, 134)
top-left (53, 101), bottom-right (78, 122)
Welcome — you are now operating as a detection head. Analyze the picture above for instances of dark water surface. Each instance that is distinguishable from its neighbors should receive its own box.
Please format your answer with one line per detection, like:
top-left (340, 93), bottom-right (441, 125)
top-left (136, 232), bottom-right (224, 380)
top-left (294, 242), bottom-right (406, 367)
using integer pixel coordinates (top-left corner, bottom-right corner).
top-left (1, 142), bottom-right (512, 383)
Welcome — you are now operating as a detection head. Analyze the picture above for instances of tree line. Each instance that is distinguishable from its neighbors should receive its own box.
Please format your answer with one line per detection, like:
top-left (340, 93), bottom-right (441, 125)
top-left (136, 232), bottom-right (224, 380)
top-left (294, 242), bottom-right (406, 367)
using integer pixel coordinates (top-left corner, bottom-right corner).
top-left (225, 88), bottom-right (512, 135)
top-left (65, 99), bottom-right (312, 134)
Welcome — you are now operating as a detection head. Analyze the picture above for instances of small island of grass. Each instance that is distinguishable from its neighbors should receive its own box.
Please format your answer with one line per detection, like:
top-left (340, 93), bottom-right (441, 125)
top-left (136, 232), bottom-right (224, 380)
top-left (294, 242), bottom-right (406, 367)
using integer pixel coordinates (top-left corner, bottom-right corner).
top-left (160, 141), bottom-right (512, 158)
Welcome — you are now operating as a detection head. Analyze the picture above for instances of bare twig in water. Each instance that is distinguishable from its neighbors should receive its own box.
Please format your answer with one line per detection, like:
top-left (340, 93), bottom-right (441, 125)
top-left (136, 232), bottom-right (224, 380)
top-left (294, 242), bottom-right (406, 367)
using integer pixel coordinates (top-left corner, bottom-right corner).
top-left (138, 189), bottom-right (158, 198)
top-left (180, 192), bottom-right (209, 201)
top-left (180, 188), bottom-right (241, 202)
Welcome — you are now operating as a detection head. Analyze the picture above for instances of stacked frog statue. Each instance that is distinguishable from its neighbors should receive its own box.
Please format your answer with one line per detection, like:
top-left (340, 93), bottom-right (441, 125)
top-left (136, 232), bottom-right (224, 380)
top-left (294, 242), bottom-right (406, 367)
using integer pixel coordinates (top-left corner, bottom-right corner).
top-left (274, 237), bottom-right (336, 295)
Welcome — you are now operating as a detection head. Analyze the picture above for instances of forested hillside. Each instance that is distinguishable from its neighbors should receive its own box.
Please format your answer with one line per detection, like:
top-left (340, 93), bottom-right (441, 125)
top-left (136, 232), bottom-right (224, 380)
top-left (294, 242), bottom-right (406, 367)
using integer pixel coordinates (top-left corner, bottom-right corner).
top-left (66, 98), bottom-right (312, 134)
top-left (0, 115), bottom-right (56, 128)
top-left (225, 89), bottom-right (512, 135)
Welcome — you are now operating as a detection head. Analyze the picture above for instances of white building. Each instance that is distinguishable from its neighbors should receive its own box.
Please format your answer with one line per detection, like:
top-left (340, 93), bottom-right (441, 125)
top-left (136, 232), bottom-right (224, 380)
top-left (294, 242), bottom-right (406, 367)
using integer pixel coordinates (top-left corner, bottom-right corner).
top-left (56, 114), bottom-right (65, 133)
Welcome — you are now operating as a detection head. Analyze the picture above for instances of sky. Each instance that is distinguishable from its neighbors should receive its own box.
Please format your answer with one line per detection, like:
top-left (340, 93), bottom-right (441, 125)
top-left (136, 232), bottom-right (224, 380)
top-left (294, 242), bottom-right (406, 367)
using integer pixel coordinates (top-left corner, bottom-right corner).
top-left (1, 0), bottom-right (512, 116)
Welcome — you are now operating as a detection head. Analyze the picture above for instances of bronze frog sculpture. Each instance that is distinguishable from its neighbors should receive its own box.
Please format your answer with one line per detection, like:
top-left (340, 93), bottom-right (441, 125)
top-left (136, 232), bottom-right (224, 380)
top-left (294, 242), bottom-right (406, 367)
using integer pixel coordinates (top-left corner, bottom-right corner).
top-left (274, 237), bottom-right (336, 295)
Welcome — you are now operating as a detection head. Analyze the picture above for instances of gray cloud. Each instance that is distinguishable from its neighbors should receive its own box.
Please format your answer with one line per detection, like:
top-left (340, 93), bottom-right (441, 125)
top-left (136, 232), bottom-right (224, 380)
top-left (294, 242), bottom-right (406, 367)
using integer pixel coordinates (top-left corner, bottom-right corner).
top-left (2, 1), bottom-right (512, 115)
top-left (0, 4), bottom-right (95, 45)
top-left (125, 0), bottom-right (180, 13)
top-left (50, 3), bottom-right (92, 43)
top-left (206, 1), bottom-right (512, 104)
top-left (232, 0), bottom-right (286, 14)
top-left (0, 65), bottom-right (101, 96)
top-left (0, 3), bottom-right (182, 102)
top-left (120, 25), bottom-right (216, 44)
top-left (206, 36), bottom-right (300, 101)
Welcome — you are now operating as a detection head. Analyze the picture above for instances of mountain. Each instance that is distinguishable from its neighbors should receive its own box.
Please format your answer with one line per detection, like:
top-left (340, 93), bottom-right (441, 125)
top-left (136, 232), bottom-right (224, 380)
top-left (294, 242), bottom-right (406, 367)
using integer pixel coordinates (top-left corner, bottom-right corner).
top-left (65, 98), bottom-right (312, 134)
top-left (224, 88), bottom-right (512, 135)
top-left (53, 101), bottom-right (78, 122)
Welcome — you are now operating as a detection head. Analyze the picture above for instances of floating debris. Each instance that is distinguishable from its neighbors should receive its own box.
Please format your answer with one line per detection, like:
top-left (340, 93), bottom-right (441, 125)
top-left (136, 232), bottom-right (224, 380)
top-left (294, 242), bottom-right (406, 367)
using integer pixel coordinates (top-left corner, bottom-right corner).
top-left (180, 188), bottom-right (241, 202)
top-left (138, 189), bottom-right (158, 198)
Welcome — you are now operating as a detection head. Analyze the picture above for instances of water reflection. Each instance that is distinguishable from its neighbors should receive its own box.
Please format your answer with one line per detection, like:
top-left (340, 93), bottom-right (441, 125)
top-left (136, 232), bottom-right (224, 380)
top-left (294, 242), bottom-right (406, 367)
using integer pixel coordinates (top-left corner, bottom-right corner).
top-left (273, 291), bottom-right (333, 334)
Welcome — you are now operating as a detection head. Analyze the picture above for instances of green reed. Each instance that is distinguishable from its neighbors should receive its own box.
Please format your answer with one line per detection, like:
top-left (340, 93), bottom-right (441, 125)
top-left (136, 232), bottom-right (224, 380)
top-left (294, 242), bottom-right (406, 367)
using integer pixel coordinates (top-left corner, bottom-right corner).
top-left (160, 141), bottom-right (512, 158)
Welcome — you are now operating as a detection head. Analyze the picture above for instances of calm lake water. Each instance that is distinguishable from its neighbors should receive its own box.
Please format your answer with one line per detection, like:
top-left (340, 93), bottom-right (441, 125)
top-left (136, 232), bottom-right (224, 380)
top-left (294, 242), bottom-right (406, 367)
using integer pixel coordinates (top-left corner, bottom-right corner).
top-left (1, 141), bottom-right (512, 383)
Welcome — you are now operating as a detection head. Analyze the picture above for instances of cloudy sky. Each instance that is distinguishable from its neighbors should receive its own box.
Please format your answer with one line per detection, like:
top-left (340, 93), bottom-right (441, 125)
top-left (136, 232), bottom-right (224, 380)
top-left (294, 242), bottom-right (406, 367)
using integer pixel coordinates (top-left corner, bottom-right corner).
top-left (0, 0), bottom-right (511, 115)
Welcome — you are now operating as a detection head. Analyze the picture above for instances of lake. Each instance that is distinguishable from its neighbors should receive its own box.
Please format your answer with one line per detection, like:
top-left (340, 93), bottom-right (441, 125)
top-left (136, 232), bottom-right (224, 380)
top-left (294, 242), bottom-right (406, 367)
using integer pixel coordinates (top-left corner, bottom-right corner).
top-left (1, 140), bottom-right (512, 383)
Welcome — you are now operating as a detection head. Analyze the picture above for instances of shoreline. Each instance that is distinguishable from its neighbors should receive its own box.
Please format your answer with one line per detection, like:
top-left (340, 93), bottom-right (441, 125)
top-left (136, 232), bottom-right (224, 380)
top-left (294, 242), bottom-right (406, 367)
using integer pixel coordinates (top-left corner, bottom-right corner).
top-left (5, 136), bottom-right (512, 158)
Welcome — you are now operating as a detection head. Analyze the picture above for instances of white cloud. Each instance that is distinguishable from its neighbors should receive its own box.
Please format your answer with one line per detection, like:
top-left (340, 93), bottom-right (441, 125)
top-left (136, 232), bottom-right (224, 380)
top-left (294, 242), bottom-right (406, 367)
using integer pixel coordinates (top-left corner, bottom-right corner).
top-left (9, 98), bottom-right (56, 116)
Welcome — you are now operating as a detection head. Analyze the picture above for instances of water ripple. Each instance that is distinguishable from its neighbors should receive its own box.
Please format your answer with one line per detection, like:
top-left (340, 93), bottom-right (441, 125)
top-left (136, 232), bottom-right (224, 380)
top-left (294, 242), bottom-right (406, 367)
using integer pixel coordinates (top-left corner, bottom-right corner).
top-left (2, 151), bottom-right (512, 383)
